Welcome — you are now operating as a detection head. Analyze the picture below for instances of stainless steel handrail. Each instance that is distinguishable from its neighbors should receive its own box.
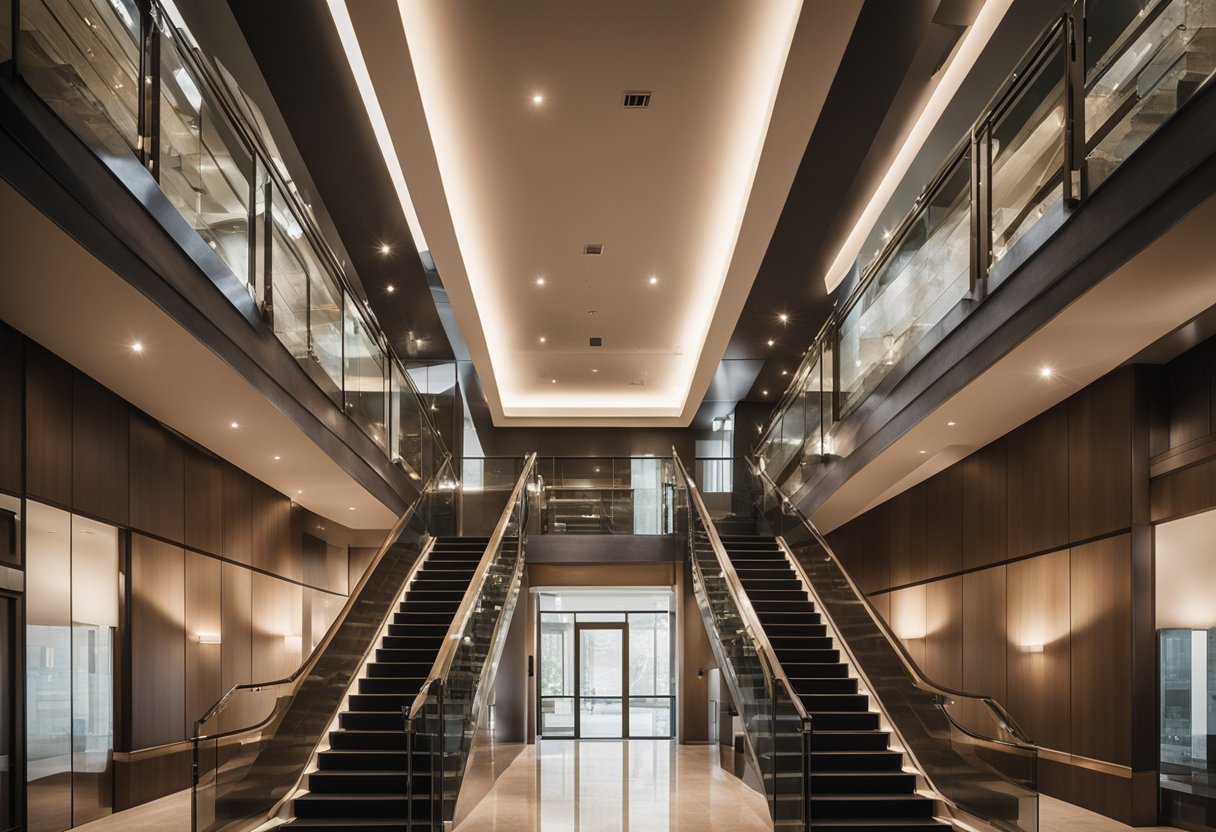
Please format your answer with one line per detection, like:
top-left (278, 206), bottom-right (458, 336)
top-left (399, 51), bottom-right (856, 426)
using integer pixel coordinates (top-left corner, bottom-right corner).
top-left (673, 450), bottom-right (813, 828)
top-left (189, 454), bottom-right (452, 743)
top-left (748, 457), bottom-right (1035, 749)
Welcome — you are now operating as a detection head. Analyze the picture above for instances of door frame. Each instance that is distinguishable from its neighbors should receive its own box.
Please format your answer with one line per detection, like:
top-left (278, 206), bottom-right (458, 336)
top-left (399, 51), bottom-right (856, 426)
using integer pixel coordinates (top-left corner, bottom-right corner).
top-left (573, 621), bottom-right (628, 739)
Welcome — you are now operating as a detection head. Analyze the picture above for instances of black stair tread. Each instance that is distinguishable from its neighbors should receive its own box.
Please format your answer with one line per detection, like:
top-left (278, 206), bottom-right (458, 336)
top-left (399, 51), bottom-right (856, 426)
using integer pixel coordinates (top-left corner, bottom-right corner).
top-left (808, 821), bottom-right (948, 828)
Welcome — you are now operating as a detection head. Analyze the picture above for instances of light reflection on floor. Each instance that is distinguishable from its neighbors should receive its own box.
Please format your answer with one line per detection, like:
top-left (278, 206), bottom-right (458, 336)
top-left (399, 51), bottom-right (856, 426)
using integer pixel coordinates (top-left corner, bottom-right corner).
top-left (457, 740), bottom-right (771, 832)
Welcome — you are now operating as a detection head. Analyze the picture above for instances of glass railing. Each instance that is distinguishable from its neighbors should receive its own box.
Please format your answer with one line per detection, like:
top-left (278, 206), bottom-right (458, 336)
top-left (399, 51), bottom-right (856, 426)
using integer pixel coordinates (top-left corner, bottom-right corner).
top-left (463, 456), bottom-right (676, 535)
top-left (756, 0), bottom-right (1216, 486)
top-left (747, 459), bottom-right (1039, 832)
top-left (405, 454), bottom-right (538, 830)
top-left (9, 0), bottom-right (448, 480)
top-left (672, 452), bottom-right (811, 831)
top-left (189, 457), bottom-right (459, 832)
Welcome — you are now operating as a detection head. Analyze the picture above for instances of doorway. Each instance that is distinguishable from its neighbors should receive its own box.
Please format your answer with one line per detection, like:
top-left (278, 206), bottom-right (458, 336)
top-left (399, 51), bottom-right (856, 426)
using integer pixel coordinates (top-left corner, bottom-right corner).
top-left (537, 590), bottom-right (673, 739)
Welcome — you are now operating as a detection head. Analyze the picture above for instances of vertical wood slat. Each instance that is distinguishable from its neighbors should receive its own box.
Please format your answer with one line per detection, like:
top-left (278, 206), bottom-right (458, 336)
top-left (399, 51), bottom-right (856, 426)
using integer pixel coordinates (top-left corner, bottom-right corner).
top-left (130, 533), bottom-right (185, 748)
top-left (72, 372), bottom-right (129, 526)
top-left (25, 343), bottom-right (73, 506)
top-left (0, 324), bottom-right (22, 495)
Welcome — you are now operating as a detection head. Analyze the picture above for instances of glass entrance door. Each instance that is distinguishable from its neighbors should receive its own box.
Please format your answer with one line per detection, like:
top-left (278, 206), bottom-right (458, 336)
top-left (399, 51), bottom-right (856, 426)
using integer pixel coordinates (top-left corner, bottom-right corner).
top-left (575, 623), bottom-right (626, 738)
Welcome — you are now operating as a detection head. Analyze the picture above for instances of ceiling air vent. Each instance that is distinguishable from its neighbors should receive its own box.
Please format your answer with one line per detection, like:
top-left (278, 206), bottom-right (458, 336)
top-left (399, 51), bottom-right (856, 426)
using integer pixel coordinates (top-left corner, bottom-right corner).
top-left (622, 91), bottom-right (651, 109)
top-left (583, 243), bottom-right (604, 256)
top-left (589, 337), bottom-right (602, 347)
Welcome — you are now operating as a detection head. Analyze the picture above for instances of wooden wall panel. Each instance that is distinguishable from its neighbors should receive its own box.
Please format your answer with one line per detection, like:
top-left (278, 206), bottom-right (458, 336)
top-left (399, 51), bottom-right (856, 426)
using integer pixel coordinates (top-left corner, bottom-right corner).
top-left (304, 533), bottom-right (348, 595)
top-left (889, 484), bottom-right (926, 588)
top-left (72, 372), bottom-right (129, 525)
top-left (1071, 534), bottom-right (1132, 766)
top-left (1007, 550), bottom-right (1071, 751)
top-left (1166, 340), bottom-right (1211, 449)
top-left (924, 462), bottom-right (963, 579)
top-left (962, 565), bottom-right (1007, 702)
top-left (1006, 405), bottom-right (1069, 558)
top-left (129, 413), bottom-right (184, 544)
top-left (348, 546), bottom-right (377, 591)
top-left (219, 562), bottom-right (252, 733)
top-left (859, 503), bottom-right (890, 594)
top-left (888, 585), bottom-right (926, 667)
top-left (925, 577), bottom-right (963, 689)
top-left (184, 552), bottom-right (221, 737)
top-left (1070, 372), bottom-right (1132, 541)
top-left (252, 572), bottom-right (303, 682)
top-left (870, 592), bottom-right (890, 629)
top-left (184, 447), bottom-right (223, 556)
top-left (269, 490), bottom-right (297, 582)
top-left (1151, 456), bottom-right (1216, 522)
top-left (222, 464), bottom-right (252, 565)
top-left (962, 442), bottom-right (1006, 570)
top-left (130, 534), bottom-right (185, 748)
top-left (0, 324), bottom-right (21, 495)
top-left (25, 343), bottom-right (73, 506)
top-left (250, 479), bottom-right (275, 575)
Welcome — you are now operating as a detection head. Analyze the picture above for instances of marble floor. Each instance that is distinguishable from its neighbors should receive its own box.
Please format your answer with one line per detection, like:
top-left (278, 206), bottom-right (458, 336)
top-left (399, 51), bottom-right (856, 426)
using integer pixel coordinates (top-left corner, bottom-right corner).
top-left (69, 743), bottom-right (1186, 832)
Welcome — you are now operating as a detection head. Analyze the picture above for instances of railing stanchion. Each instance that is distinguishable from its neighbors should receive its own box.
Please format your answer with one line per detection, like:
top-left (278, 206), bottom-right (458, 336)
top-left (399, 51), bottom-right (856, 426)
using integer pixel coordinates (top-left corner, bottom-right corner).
top-left (802, 714), bottom-right (813, 832)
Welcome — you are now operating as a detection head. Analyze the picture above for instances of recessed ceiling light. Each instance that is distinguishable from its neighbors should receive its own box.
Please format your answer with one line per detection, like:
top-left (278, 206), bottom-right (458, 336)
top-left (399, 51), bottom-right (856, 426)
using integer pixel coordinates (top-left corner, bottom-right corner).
top-left (273, 455), bottom-right (281, 461)
top-left (539, 336), bottom-right (547, 344)
top-left (551, 379), bottom-right (557, 384)
top-left (296, 489), bottom-right (303, 495)
top-left (648, 276), bottom-right (658, 285)
top-left (130, 341), bottom-right (144, 354)
top-left (532, 94), bottom-right (544, 105)
top-left (919, 450), bottom-right (928, 455)
top-left (378, 243), bottom-right (392, 255)
top-left (591, 368), bottom-right (599, 373)
top-left (761, 390), bottom-right (769, 396)
top-left (1039, 366), bottom-right (1054, 379)
top-left (767, 339), bottom-right (775, 347)
top-left (536, 277), bottom-right (545, 286)
top-left (778, 314), bottom-right (789, 324)
top-left (947, 420), bottom-right (956, 427)
top-left (781, 370), bottom-right (788, 376)
top-left (386, 284), bottom-right (395, 294)
top-left (230, 421), bottom-right (239, 429)
top-left (348, 506), bottom-right (356, 511)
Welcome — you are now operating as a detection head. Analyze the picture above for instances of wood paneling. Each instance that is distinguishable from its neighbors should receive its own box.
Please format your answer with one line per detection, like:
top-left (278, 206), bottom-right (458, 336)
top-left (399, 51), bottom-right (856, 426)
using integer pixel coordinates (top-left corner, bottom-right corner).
top-left (184, 551), bottom-right (221, 736)
top-left (1071, 534), bottom-right (1132, 766)
top-left (72, 372), bottom-right (129, 525)
top-left (1006, 405), bottom-right (1069, 558)
top-left (1007, 550), bottom-right (1071, 751)
top-left (0, 325), bottom-right (21, 495)
top-left (924, 576), bottom-right (963, 689)
top-left (1070, 372), bottom-right (1132, 541)
top-left (219, 562), bottom-right (252, 733)
top-left (962, 565), bottom-right (1006, 702)
top-left (348, 546), bottom-right (377, 591)
top-left (250, 481), bottom-right (297, 582)
top-left (1151, 456), bottom-right (1216, 522)
top-left (130, 534), bottom-right (185, 748)
top-left (129, 413), bottom-right (184, 544)
top-left (889, 585), bottom-right (926, 667)
top-left (222, 464), bottom-right (252, 565)
top-left (924, 462), bottom-right (963, 579)
top-left (870, 592), bottom-right (890, 627)
top-left (889, 485), bottom-right (926, 587)
top-left (251, 571), bottom-right (303, 682)
top-left (25, 344), bottom-right (73, 506)
top-left (184, 447), bottom-right (223, 555)
top-left (859, 503), bottom-right (890, 594)
top-left (1167, 340), bottom-right (1211, 449)
top-left (304, 533), bottom-right (348, 595)
top-left (962, 442), bottom-right (1006, 570)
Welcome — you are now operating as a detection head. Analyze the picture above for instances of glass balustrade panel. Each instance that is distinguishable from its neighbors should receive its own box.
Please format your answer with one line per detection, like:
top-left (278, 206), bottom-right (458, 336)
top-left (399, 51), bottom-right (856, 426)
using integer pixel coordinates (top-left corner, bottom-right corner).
top-left (343, 295), bottom-right (388, 451)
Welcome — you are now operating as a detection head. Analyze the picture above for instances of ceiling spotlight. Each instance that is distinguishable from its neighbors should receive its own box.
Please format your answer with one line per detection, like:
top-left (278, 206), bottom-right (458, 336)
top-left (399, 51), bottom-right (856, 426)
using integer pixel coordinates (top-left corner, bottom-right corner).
top-left (536, 277), bottom-right (545, 286)
top-left (273, 455), bottom-right (281, 461)
top-left (378, 243), bottom-right (392, 255)
top-left (648, 276), bottom-right (658, 285)
top-left (386, 284), bottom-right (396, 294)
top-left (947, 420), bottom-right (956, 427)
top-left (919, 450), bottom-right (928, 455)
top-left (1039, 366), bottom-right (1054, 379)
top-left (778, 313), bottom-right (789, 324)
top-left (532, 94), bottom-right (544, 105)
top-left (551, 378), bottom-right (557, 384)
top-left (230, 421), bottom-right (239, 429)
top-left (130, 342), bottom-right (144, 353)
top-left (781, 369), bottom-right (788, 376)
top-left (761, 389), bottom-right (769, 396)
top-left (296, 490), bottom-right (303, 495)
top-left (767, 339), bottom-right (775, 347)
top-left (348, 506), bottom-right (356, 511)
top-left (539, 336), bottom-right (547, 344)
top-left (591, 368), bottom-right (599, 374)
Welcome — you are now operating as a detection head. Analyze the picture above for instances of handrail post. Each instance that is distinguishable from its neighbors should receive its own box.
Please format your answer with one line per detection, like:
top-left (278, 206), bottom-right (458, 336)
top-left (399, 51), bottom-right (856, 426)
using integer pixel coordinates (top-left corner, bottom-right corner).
top-left (802, 714), bottom-right (813, 832)
top-left (436, 680), bottom-right (446, 830)
top-left (770, 676), bottom-right (778, 823)
top-left (405, 708), bottom-right (415, 828)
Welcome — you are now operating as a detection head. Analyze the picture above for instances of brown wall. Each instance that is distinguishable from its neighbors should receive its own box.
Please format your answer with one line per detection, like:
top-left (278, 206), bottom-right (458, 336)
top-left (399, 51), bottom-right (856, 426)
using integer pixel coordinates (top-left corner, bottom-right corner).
top-left (2, 323), bottom-right (369, 809)
top-left (828, 368), bottom-right (1157, 824)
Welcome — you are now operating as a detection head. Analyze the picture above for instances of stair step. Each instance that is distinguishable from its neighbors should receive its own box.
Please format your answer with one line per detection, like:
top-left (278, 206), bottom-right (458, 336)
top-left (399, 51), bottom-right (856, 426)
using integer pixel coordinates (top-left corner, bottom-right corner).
top-left (811, 750), bottom-right (904, 772)
top-left (812, 730), bottom-right (891, 751)
top-left (308, 769), bottom-right (430, 793)
top-left (810, 794), bottom-right (935, 819)
top-left (811, 771), bottom-right (917, 794)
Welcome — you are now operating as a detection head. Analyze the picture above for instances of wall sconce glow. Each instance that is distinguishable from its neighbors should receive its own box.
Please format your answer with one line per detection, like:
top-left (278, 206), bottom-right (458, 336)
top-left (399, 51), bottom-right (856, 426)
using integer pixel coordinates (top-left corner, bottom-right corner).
top-left (348, 506), bottom-right (357, 511)
top-left (1022, 643), bottom-right (1045, 653)
top-left (197, 633), bottom-right (221, 645)
top-left (283, 634), bottom-right (303, 652)
top-left (947, 420), bottom-right (956, 426)
top-left (324, 0), bottom-right (430, 256)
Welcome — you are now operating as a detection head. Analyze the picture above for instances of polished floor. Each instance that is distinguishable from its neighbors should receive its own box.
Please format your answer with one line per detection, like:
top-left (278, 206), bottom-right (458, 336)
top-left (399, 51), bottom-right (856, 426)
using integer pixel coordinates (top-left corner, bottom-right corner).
top-left (72, 741), bottom-right (1181, 832)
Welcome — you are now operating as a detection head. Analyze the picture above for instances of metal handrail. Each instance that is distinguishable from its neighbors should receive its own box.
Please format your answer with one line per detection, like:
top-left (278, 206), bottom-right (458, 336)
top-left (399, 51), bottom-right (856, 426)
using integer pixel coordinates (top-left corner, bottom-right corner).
top-left (407, 452), bottom-right (537, 719)
top-left (748, 458), bottom-right (1035, 749)
top-left (672, 450), bottom-right (813, 828)
top-left (189, 454), bottom-right (451, 744)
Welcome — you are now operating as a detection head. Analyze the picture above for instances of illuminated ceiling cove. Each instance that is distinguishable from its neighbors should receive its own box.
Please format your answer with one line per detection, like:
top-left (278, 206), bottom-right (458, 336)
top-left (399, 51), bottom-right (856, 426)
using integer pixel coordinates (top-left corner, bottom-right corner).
top-left (328, 0), bottom-right (862, 426)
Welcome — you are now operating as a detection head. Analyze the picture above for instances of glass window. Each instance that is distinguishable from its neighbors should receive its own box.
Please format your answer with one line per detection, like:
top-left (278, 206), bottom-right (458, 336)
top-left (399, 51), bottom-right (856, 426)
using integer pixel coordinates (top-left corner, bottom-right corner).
top-left (0, 593), bottom-right (17, 832)
top-left (0, 494), bottom-right (19, 567)
top-left (343, 296), bottom-right (387, 451)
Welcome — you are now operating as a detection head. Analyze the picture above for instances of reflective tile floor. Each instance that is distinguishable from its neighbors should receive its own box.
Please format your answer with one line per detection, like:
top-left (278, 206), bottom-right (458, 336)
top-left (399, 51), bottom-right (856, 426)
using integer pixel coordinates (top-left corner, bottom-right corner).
top-left (70, 742), bottom-right (1180, 832)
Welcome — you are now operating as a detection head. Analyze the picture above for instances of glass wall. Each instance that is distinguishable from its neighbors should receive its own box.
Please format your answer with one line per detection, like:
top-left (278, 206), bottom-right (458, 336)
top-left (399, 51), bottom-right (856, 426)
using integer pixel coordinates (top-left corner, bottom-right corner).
top-left (537, 591), bottom-right (674, 739)
top-left (1160, 628), bottom-right (1215, 802)
top-left (0, 592), bottom-right (17, 832)
top-left (528, 457), bottom-right (675, 535)
top-left (26, 504), bottom-right (118, 832)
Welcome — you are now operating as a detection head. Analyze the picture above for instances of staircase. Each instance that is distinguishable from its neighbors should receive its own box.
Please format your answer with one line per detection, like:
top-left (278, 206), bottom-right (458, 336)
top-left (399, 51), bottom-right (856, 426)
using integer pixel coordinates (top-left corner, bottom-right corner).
top-left (281, 536), bottom-right (489, 830)
top-left (719, 534), bottom-right (948, 832)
